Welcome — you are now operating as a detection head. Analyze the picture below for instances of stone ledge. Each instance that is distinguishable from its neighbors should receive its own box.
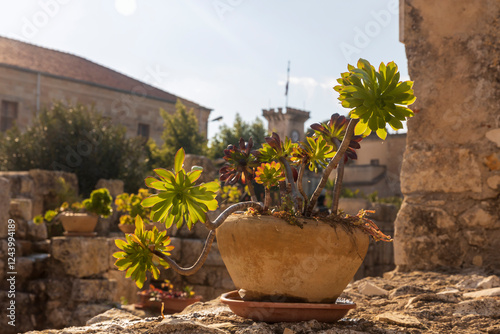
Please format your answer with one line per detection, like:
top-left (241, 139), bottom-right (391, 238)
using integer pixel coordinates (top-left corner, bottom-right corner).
top-left (21, 270), bottom-right (500, 334)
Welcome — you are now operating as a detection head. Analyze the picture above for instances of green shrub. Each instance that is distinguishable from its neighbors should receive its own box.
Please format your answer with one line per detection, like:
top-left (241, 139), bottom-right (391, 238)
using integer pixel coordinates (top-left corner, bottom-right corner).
top-left (0, 102), bottom-right (149, 196)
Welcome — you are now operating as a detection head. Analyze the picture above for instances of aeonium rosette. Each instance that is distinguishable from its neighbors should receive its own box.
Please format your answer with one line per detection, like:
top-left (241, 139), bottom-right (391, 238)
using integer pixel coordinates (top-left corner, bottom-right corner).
top-left (113, 216), bottom-right (175, 288)
top-left (219, 137), bottom-right (260, 201)
top-left (141, 148), bottom-right (220, 230)
top-left (254, 161), bottom-right (286, 211)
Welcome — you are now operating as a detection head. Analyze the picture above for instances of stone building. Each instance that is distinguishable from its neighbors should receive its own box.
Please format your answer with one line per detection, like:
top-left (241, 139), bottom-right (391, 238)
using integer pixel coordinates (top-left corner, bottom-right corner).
top-left (343, 133), bottom-right (407, 198)
top-left (0, 36), bottom-right (211, 143)
top-left (262, 106), bottom-right (310, 143)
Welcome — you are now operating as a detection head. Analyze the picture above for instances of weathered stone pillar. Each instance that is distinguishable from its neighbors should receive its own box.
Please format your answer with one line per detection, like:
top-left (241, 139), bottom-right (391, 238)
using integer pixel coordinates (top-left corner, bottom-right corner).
top-left (395, 0), bottom-right (500, 271)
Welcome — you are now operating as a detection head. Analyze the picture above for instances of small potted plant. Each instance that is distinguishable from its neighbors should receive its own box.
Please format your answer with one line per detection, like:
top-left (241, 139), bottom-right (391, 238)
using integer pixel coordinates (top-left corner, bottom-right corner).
top-left (115, 189), bottom-right (155, 234)
top-left (35, 188), bottom-right (113, 236)
top-left (136, 279), bottom-right (202, 313)
top-left (113, 59), bottom-right (415, 321)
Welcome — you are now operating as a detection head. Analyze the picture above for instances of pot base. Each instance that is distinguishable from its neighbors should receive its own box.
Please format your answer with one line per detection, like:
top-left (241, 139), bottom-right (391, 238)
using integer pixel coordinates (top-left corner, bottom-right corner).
top-left (221, 290), bottom-right (355, 323)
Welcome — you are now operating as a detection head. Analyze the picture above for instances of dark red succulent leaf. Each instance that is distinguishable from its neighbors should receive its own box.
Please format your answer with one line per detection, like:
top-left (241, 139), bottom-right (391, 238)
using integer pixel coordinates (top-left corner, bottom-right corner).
top-left (219, 137), bottom-right (258, 185)
top-left (309, 123), bottom-right (325, 132)
top-left (311, 113), bottom-right (363, 163)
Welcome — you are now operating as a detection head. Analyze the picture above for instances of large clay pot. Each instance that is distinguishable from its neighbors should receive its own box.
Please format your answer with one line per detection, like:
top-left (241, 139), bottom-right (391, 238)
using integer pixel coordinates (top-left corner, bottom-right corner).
top-left (59, 212), bottom-right (98, 236)
top-left (216, 214), bottom-right (369, 303)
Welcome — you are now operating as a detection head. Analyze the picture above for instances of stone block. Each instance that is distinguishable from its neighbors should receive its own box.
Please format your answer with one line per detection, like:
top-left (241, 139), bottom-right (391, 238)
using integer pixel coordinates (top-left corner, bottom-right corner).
top-left (17, 256), bottom-right (35, 282)
top-left (12, 218), bottom-right (28, 240)
top-left (0, 177), bottom-right (11, 238)
top-left (28, 253), bottom-right (51, 279)
top-left (9, 198), bottom-right (33, 221)
top-left (95, 179), bottom-right (124, 198)
top-left (46, 279), bottom-right (71, 300)
top-left (169, 237), bottom-right (182, 262)
top-left (28, 169), bottom-right (78, 216)
top-left (180, 239), bottom-right (204, 267)
top-left (206, 242), bottom-right (224, 267)
top-left (394, 203), bottom-right (468, 271)
top-left (460, 205), bottom-right (496, 228)
top-left (27, 220), bottom-right (48, 241)
top-left (71, 278), bottom-right (117, 302)
top-left (33, 240), bottom-right (51, 253)
top-left (45, 300), bottom-right (71, 329)
top-left (17, 240), bottom-right (33, 256)
top-left (401, 148), bottom-right (482, 194)
top-left (104, 270), bottom-right (139, 304)
top-left (51, 237), bottom-right (110, 277)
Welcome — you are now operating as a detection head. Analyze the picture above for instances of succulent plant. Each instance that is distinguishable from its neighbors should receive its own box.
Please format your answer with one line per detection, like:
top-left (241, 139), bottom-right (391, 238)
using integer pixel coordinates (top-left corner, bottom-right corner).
top-left (116, 58), bottom-right (415, 288)
top-left (334, 59), bottom-right (416, 140)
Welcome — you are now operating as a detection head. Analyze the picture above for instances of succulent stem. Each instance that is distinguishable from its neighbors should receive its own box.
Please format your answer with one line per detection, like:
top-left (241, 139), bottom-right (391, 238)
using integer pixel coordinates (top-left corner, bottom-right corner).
top-left (305, 118), bottom-right (358, 216)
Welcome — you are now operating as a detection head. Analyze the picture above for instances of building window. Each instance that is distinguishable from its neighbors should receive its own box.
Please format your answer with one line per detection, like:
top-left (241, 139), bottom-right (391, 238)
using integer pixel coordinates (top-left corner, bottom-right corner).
top-left (1, 101), bottom-right (18, 132)
top-left (370, 159), bottom-right (380, 166)
top-left (137, 123), bottom-right (150, 138)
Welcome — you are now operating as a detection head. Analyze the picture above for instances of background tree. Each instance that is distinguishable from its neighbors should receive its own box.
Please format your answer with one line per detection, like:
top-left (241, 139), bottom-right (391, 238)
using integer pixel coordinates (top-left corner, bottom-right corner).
top-left (0, 102), bottom-right (149, 195)
top-left (150, 100), bottom-right (207, 168)
top-left (208, 114), bottom-right (267, 159)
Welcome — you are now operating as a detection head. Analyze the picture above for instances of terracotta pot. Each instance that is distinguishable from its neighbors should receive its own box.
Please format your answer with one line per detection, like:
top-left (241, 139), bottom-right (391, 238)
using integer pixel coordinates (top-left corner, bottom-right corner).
top-left (119, 223), bottom-right (155, 234)
top-left (118, 224), bottom-right (135, 234)
top-left (216, 214), bottom-right (369, 303)
top-left (59, 212), bottom-right (98, 236)
top-left (136, 293), bottom-right (202, 313)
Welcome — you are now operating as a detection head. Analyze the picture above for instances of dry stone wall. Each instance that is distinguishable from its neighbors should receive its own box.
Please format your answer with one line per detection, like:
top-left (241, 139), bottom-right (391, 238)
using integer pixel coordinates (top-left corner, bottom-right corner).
top-left (395, 0), bottom-right (500, 272)
top-left (0, 167), bottom-right (400, 332)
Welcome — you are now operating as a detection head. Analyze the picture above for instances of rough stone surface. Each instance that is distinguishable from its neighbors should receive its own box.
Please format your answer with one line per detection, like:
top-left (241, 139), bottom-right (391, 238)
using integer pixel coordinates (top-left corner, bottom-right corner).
top-left (358, 282), bottom-right (389, 296)
top-left (9, 198), bottom-right (33, 221)
top-left (454, 298), bottom-right (500, 318)
top-left (51, 237), bottom-right (110, 277)
top-left (95, 179), bottom-right (124, 198)
top-left (395, 0), bottom-right (500, 272)
top-left (71, 279), bottom-right (117, 302)
top-left (27, 220), bottom-right (49, 241)
top-left (104, 270), bottom-right (139, 304)
top-left (183, 154), bottom-right (217, 184)
top-left (21, 270), bottom-right (500, 334)
top-left (477, 275), bottom-right (500, 289)
top-left (463, 287), bottom-right (500, 299)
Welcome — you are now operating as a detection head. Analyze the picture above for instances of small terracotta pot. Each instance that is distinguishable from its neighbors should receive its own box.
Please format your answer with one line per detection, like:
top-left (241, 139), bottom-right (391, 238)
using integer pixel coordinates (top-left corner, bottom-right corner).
top-left (118, 223), bottom-right (155, 234)
top-left (59, 212), bottom-right (98, 236)
top-left (118, 224), bottom-right (135, 234)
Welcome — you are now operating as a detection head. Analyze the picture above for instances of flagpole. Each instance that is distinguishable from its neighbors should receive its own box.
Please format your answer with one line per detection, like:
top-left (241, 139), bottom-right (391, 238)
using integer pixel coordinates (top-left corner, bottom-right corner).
top-left (285, 60), bottom-right (290, 112)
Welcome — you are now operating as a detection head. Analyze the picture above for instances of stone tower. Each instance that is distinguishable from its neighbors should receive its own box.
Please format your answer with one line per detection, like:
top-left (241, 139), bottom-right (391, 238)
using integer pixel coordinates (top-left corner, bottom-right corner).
top-left (262, 107), bottom-right (310, 142)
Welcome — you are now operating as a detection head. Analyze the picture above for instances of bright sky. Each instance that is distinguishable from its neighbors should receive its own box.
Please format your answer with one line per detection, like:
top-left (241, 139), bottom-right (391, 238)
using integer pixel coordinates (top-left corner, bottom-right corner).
top-left (0, 0), bottom-right (408, 140)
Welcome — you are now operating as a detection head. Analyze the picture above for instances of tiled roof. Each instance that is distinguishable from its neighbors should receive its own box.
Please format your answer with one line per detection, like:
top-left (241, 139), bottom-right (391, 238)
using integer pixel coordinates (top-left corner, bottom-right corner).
top-left (0, 36), bottom-right (208, 109)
